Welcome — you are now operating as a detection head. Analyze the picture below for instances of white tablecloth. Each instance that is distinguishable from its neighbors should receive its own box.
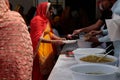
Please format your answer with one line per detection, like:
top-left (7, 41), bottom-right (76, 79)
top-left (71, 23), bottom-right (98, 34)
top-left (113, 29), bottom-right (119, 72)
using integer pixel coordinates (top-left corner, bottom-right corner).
top-left (48, 54), bottom-right (78, 80)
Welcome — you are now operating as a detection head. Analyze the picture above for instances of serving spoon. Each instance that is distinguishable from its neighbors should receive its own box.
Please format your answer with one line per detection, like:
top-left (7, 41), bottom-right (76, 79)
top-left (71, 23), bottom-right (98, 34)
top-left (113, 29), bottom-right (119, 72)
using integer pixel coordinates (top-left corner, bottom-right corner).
top-left (96, 49), bottom-right (114, 62)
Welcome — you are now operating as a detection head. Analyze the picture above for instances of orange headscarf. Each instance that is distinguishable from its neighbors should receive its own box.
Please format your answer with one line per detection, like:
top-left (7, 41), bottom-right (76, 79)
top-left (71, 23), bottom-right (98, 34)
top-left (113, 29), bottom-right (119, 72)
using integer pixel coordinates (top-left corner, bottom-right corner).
top-left (30, 2), bottom-right (51, 51)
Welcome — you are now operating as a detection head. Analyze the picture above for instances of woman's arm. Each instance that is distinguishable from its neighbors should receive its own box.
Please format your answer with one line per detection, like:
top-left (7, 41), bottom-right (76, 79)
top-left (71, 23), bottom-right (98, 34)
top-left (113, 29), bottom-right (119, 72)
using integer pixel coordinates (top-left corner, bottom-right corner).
top-left (40, 37), bottom-right (64, 45)
top-left (39, 32), bottom-right (65, 45)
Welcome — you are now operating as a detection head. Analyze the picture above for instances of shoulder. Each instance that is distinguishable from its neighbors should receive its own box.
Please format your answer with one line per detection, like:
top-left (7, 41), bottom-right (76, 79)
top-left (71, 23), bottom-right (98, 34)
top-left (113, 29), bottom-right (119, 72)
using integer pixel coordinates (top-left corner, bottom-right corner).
top-left (9, 11), bottom-right (21, 16)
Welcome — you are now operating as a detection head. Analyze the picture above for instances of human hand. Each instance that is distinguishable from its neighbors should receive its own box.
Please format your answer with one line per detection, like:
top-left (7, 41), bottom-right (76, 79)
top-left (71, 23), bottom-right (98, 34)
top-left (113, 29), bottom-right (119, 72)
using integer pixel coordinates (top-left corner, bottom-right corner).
top-left (66, 34), bottom-right (73, 39)
top-left (89, 30), bottom-right (102, 36)
top-left (85, 36), bottom-right (99, 43)
top-left (72, 29), bottom-right (82, 35)
top-left (66, 34), bottom-right (79, 40)
top-left (60, 38), bottom-right (66, 40)
top-left (84, 30), bottom-right (101, 41)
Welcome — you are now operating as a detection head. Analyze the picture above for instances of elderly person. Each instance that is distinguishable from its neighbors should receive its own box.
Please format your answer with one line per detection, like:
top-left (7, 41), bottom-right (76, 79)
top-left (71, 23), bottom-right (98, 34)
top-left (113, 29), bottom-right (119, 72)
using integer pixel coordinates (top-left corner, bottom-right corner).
top-left (0, 0), bottom-right (33, 80)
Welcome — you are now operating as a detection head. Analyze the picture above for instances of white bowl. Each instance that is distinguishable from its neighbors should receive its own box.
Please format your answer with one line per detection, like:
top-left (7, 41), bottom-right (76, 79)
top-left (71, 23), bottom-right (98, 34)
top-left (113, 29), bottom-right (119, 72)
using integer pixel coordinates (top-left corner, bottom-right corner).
top-left (73, 48), bottom-right (105, 56)
top-left (70, 63), bottom-right (120, 80)
top-left (74, 54), bottom-right (117, 65)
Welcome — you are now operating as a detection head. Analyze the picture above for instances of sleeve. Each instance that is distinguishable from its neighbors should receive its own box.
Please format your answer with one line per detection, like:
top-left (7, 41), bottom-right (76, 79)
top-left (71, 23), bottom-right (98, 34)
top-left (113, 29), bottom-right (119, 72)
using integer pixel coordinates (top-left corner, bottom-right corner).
top-left (100, 10), bottom-right (112, 22)
top-left (98, 35), bottom-right (111, 42)
top-left (102, 29), bottom-right (108, 35)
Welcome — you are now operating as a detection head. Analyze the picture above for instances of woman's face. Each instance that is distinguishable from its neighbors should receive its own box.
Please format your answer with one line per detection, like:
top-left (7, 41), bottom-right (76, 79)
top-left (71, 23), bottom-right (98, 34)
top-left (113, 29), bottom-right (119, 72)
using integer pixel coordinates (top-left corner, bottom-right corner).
top-left (46, 6), bottom-right (54, 18)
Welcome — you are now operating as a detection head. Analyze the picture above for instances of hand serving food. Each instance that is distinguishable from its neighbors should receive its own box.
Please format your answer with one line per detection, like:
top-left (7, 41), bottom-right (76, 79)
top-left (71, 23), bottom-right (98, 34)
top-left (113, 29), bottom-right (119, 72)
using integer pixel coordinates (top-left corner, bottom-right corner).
top-left (84, 33), bottom-right (92, 41)
top-left (66, 34), bottom-right (79, 40)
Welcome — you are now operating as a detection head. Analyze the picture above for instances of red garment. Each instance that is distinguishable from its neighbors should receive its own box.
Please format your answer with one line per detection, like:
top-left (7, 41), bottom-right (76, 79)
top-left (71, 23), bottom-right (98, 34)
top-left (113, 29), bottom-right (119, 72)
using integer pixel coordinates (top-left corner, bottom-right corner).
top-left (30, 2), bottom-right (50, 80)
top-left (32, 54), bottom-right (43, 80)
top-left (30, 2), bottom-right (49, 51)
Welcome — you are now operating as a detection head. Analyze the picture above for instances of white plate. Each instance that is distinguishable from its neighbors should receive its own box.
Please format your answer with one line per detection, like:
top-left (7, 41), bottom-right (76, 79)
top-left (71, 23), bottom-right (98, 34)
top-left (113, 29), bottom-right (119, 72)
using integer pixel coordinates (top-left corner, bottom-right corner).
top-left (73, 48), bottom-right (105, 55)
top-left (62, 40), bottom-right (77, 44)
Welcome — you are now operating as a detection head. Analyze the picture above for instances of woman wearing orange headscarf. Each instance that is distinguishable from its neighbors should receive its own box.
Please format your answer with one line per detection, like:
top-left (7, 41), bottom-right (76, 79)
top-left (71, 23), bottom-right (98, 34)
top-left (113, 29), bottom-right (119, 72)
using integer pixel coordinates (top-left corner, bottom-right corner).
top-left (30, 2), bottom-right (65, 80)
top-left (0, 0), bottom-right (33, 80)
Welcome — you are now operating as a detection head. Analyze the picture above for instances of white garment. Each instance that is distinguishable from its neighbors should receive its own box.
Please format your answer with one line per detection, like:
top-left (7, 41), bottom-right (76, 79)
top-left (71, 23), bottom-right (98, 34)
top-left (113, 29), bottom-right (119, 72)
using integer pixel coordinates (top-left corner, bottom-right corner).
top-left (53, 28), bottom-right (60, 36)
top-left (105, 14), bottom-right (120, 66)
top-left (105, 0), bottom-right (120, 67)
top-left (111, 0), bottom-right (120, 15)
top-left (106, 14), bottom-right (120, 41)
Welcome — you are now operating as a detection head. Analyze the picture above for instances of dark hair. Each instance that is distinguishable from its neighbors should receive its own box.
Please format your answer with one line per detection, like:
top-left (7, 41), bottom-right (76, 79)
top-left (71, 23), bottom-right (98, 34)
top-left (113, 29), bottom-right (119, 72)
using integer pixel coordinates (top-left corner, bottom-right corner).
top-left (26, 6), bottom-right (36, 25)
top-left (49, 4), bottom-right (54, 11)
top-left (9, 3), bottom-right (13, 10)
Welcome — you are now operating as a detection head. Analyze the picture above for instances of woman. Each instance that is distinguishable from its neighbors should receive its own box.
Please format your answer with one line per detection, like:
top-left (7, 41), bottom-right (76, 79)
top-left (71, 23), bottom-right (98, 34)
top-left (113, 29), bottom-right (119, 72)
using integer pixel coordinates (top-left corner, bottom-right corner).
top-left (0, 0), bottom-right (33, 80)
top-left (30, 2), bottom-right (65, 80)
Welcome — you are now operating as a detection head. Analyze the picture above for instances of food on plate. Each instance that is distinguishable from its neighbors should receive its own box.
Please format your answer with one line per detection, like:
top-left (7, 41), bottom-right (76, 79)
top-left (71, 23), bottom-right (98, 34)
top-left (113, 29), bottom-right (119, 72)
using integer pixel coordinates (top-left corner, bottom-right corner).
top-left (80, 55), bottom-right (113, 63)
top-left (84, 33), bottom-right (92, 41)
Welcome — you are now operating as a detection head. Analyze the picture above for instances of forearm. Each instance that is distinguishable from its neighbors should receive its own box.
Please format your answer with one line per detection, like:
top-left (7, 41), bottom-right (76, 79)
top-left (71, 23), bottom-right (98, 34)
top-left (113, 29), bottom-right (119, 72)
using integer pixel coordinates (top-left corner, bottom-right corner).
top-left (83, 24), bottom-right (99, 32)
top-left (51, 33), bottom-right (65, 40)
top-left (40, 37), bottom-right (53, 43)
top-left (82, 22), bottom-right (103, 33)
top-left (40, 37), bottom-right (64, 45)
top-left (86, 19), bottom-right (104, 32)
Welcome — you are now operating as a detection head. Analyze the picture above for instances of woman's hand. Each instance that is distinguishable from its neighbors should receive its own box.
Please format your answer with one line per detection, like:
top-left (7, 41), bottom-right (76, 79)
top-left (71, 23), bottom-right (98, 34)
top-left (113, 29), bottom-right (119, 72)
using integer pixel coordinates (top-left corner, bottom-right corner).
top-left (66, 34), bottom-right (79, 40)
top-left (66, 34), bottom-right (73, 39)
top-left (60, 38), bottom-right (66, 40)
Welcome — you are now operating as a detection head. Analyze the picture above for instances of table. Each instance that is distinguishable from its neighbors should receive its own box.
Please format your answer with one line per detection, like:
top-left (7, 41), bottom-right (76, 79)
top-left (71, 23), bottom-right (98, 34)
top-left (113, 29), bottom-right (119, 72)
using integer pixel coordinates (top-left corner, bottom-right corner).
top-left (48, 54), bottom-right (78, 80)
top-left (48, 41), bottom-right (94, 80)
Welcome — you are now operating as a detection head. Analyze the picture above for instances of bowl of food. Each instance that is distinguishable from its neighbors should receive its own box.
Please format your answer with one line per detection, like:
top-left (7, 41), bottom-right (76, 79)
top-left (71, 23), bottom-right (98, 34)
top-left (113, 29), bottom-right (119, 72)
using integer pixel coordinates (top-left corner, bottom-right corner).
top-left (70, 63), bottom-right (120, 80)
top-left (75, 54), bottom-right (117, 65)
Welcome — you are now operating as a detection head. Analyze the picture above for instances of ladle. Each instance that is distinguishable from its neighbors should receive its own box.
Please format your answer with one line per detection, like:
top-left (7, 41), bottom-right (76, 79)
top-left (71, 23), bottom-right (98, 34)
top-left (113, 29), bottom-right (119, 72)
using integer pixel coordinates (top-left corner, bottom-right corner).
top-left (96, 49), bottom-right (113, 62)
top-left (105, 44), bottom-right (112, 50)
